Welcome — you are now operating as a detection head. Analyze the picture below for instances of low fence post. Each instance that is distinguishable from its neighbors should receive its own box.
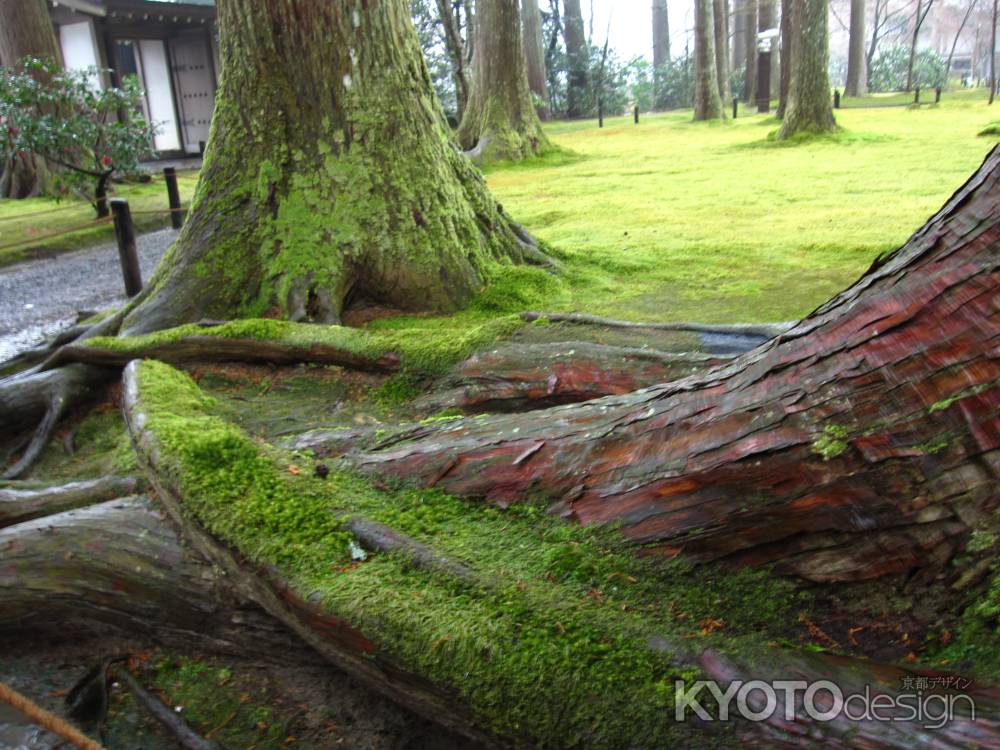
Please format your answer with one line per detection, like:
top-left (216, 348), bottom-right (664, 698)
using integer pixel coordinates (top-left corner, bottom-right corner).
top-left (914, 86), bottom-right (920, 104)
top-left (110, 198), bottom-right (142, 298)
top-left (634, 106), bottom-right (639, 124)
top-left (833, 89), bottom-right (841, 109)
top-left (732, 97), bottom-right (738, 119)
top-left (163, 167), bottom-right (183, 230)
top-left (598, 100), bottom-right (604, 128)
top-left (935, 86), bottom-right (942, 104)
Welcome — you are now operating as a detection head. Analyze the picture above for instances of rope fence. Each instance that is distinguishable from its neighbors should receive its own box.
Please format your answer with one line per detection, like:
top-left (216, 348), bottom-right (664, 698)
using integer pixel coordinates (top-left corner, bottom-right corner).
top-left (0, 167), bottom-right (189, 299)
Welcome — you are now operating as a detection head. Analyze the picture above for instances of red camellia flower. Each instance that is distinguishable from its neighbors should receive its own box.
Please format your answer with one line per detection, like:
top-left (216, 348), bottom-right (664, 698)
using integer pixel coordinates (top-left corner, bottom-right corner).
top-left (101, 155), bottom-right (112, 166)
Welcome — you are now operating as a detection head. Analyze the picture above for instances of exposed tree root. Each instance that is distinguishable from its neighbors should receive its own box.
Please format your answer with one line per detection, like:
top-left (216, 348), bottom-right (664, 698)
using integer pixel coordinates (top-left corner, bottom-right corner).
top-left (0, 364), bottom-right (113, 479)
top-left (0, 323), bottom-right (93, 377)
top-left (0, 493), bottom-right (311, 658)
top-left (47, 336), bottom-right (402, 373)
top-left (0, 475), bottom-right (143, 528)
top-left (112, 667), bottom-right (220, 750)
top-left (419, 341), bottom-right (731, 413)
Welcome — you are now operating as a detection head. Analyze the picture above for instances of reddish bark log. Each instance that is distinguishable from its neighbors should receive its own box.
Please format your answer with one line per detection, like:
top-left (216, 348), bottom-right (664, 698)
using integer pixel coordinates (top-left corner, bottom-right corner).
top-left (311, 146), bottom-right (1000, 585)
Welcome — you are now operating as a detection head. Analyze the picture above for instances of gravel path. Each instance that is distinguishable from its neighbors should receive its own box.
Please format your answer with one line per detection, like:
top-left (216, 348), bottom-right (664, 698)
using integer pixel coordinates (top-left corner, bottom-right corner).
top-left (0, 228), bottom-right (176, 362)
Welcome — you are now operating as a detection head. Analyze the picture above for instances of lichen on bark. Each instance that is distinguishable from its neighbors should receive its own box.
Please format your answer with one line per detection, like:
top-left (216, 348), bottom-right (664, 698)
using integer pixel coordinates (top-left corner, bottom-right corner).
top-left (122, 0), bottom-right (538, 335)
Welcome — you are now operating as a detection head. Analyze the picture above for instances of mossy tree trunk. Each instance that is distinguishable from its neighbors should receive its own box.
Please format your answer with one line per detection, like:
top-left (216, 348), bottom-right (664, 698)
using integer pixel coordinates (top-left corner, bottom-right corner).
top-left (844, 0), bottom-right (867, 97)
top-left (563, 0), bottom-right (589, 117)
top-left (713, 0), bottom-right (731, 104)
top-left (777, 0), bottom-right (837, 139)
top-left (694, 0), bottom-right (725, 120)
top-left (0, 0), bottom-right (60, 199)
top-left (521, 0), bottom-right (550, 119)
top-left (457, 0), bottom-right (550, 163)
top-left (121, 0), bottom-right (538, 335)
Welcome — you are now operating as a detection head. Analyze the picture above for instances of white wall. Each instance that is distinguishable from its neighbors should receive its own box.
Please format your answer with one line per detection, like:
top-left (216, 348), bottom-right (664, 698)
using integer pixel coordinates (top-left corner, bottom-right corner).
top-left (58, 21), bottom-right (101, 89)
top-left (138, 39), bottom-right (182, 152)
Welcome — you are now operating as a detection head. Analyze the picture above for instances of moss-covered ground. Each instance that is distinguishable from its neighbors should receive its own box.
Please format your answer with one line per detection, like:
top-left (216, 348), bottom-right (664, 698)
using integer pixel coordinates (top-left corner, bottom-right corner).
top-left (0, 170), bottom-right (198, 267)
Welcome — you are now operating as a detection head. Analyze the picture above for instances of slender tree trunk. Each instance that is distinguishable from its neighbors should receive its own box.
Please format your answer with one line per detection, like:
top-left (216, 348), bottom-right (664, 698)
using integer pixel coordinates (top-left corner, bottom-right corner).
top-left (844, 0), bottom-right (867, 95)
top-left (866, 0), bottom-right (884, 75)
top-left (0, 0), bottom-right (60, 199)
top-left (119, 0), bottom-right (542, 336)
top-left (777, 0), bottom-right (793, 116)
top-left (457, 0), bottom-right (550, 162)
top-left (945, 0), bottom-right (978, 87)
top-left (744, 0), bottom-right (758, 102)
top-left (713, 0), bottom-right (732, 102)
top-left (325, 147), bottom-right (1000, 587)
top-left (777, 0), bottom-right (837, 138)
top-left (732, 0), bottom-right (746, 74)
top-left (563, 0), bottom-right (589, 117)
top-left (521, 0), bottom-right (550, 118)
top-left (652, 0), bottom-right (671, 68)
top-left (435, 0), bottom-right (471, 119)
top-left (694, 0), bottom-right (725, 119)
top-left (905, 0), bottom-right (934, 91)
top-left (991, 0), bottom-right (999, 103)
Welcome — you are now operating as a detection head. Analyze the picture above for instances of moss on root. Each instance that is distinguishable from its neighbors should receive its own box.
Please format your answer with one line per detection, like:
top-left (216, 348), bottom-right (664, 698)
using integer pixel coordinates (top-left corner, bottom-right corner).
top-left (132, 360), bottom-right (811, 748)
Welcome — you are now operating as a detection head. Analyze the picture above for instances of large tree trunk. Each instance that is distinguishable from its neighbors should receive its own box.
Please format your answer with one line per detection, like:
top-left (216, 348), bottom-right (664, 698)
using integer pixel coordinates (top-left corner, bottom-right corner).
top-left (844, 0), bottom-right (868, 96)
top-left (562, 0), bottom-right (589, 117)
top-left (521, 0), bottom-right (550, 118)
top-left (713, 0), bottom-right (732, 103)
top-left (743, 0), bottom-right (758, 102)
top-left (118, 0), bottom-right (540, 335)
top-left (776, 0), bottom-right (793, 117)
top-left (652, 0), bottom-right (671, 69)
top-left (457, 0), bottom-right (550, 163)
top-left (777, 0), bottom-right (836, 138)
top-left (694, 0), bottom-right (725, 119)
top-left (435, 0), bottom-right (471, 119)
top-left (0, 0), bottom-right (60, 199)
top-left (305, 146), bottom-right (1000, 586)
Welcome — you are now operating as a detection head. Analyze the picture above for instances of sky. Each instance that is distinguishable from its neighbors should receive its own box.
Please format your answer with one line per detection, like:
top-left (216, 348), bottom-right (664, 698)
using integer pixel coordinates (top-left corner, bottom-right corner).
top-left (582, 0), bottom-right (695, 63)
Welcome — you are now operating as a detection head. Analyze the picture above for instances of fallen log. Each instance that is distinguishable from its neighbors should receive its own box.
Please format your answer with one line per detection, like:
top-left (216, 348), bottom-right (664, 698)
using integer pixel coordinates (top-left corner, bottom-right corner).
top-left (0, 475), bottom-right (144, 529)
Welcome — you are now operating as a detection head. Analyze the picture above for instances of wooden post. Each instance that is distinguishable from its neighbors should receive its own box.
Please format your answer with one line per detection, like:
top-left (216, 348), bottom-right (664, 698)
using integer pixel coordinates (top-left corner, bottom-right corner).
top-left (935, 86), bottom-right (942, 103)
top-left (598, 100), bottom-right (604, 128)
top-left (633, 106), bottom-right (639, 124)
top-left (163, 167), bottom-right (183, 230)
top-left (732, 97), bottom-right (738, 119)
top-left (914, 86), bottom-right (920, 104)
top-left (834, 89), bottom-right (841, 109)
top-left (110, 198), bottom-right (142, 298)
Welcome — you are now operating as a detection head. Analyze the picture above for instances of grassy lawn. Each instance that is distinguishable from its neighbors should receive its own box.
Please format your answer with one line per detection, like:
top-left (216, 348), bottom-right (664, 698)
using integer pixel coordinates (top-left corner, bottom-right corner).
top-left (484, 87), bottom-right (999, 324)
top-left (0, 169), bottom-right (198, 267)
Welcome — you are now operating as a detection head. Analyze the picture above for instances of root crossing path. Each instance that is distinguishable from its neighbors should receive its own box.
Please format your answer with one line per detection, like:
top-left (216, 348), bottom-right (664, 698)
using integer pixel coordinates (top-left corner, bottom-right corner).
top-left (0, 228), bottom-right (175, 362)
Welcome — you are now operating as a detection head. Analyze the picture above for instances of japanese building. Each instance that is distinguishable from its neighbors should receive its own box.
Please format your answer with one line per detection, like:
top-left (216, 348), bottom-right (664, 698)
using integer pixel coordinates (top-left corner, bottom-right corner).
top-left (47, 0), bottom-right (218, 157)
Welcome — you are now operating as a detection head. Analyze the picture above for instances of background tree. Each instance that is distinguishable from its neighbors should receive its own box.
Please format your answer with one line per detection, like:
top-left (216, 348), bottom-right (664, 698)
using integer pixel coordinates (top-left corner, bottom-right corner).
top-left (844, 0), bottom-right (867, 95)
top-left (732, 0), bottom-right (746, 75)
top-left (945, 0), bottom-right (978, 86)
top-left (694, 0), bottom-right (725, 119)
top-left (433, 0), bottom-right (472, 119)
top-left (120, 0), bottom-right (547, 335)
top-left (778, 0), bottom-right (837, 138)
top-left (563, 0), bottom-right (589, 116)
top-left (652, 0), bottom-right (671, 71)
top-left (713, 0), bottom-right (732, 103)
top-left (0, 0), bottom-right (60, 198)
top-left (905, 0), bottom-right (935, 91)
top-left (522, 0), bottom-right (550, 118)
top-left (744, 0), bottom-right (758, 102)
top-left (777, 0), bottom-right (793, 116)
top-left (992, 0), bottom-right (999, 103)
top-left (458, 0), bottom-right (550, 162)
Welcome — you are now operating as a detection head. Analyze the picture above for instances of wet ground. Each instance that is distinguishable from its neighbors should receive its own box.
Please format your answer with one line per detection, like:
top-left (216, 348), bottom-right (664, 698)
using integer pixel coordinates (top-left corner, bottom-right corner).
top-left (0, 228), bottom-right (175, 362)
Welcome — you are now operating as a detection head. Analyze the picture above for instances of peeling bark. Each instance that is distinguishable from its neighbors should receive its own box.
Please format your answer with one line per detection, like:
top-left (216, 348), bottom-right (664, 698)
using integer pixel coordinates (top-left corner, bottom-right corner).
top-left (316, 147), bottom-right (1000, 585)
